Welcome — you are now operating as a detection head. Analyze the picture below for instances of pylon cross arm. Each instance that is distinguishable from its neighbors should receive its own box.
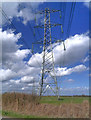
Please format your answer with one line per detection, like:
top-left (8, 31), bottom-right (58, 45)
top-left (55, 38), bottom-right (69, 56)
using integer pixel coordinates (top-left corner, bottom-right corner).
top-left (35, 9), bottom-right (61, 14)
top-left (34, 24), bottom-right (62, 28)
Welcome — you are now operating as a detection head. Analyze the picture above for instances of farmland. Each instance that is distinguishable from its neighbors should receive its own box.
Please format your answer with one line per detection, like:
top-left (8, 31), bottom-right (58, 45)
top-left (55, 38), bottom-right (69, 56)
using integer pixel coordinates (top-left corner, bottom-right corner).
top-left (1, 92), bottom-right (90, 118)
top-left (40, 96), bottom-right (89, 105)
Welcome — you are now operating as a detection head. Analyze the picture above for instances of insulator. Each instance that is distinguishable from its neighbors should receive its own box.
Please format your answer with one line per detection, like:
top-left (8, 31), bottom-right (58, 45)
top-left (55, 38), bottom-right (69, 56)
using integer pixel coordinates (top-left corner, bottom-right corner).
top-left (32, 44), bottom-right (34, 54)
top-left (59, 11), bottom-right (61, 19)
top-left (61, 25), bottom-right (63, 33)
top-left (63, 42), bottom-right (66, 51)
top-left (33, 29), bottom-right (35, 36)
top-left (35, 15), bottom-right (36, 24)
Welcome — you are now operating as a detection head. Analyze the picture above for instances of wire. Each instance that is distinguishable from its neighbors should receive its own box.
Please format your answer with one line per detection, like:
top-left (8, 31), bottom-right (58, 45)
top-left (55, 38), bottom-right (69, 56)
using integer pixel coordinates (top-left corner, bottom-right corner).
top-left (18, 3), bottom-right (42, 68)
top-left (18, 3), bottom-right (39, 43)
top-left (1, 5), bottom-right (42, 94)
top-left (66, 2), bottom-right (76, 38)
top-left (1, 7), bottom-right (31, 50)
top-left (0, 7), bottom-right (42, 69)
top-left (61, 2), bottom-right (67, 39)
top-left (29, 3), bottom-right (43, 41)
top-left (18, 3), bottom-right (42, 43)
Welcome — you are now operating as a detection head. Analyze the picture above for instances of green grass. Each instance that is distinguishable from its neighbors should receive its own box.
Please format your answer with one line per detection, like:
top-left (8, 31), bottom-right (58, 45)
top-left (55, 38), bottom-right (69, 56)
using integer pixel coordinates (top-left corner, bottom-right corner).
top-left (40, 96), bottom-right (89, 105)
top-left (2, 110), bottom-right (48, 118)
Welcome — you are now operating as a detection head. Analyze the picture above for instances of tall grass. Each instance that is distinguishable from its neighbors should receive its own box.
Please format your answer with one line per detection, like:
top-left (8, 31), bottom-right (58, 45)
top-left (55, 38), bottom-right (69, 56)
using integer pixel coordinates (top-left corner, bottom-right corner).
top-left (2, 92), bottom-right (89, 118)
top-left (2, 92), bottom-right (40, 112)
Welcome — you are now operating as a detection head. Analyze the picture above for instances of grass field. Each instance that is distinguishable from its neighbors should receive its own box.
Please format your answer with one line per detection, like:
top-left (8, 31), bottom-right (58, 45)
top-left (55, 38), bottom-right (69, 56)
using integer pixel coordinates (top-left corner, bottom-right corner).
top-left (2, 93), bottom-right (90, 118)
top-left (40, 96), bottom-right (89, 105)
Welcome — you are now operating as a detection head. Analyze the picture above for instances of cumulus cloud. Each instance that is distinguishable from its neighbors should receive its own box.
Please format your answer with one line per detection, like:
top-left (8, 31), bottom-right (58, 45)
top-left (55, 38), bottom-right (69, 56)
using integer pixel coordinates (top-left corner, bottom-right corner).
top-left (51, 64), bottom-right (87, 77)
top-left (0, 28), bottom-right (30, 66)
top-left (2, 3), bottom-right (19, 25)
top-left (0, 28), bottom-right (89, 93)
top-left (10, 79), bottom-right (20, 84)
top-left (28, 53), bottom-right (42, 67)
top-left (60, 86), bottom-right (89, 95)
top-left (15, 49), bottom-right (31, 60)
top-left (53, 34), bottom-right (89, 66)
top-left (17, 6), bottom-right (41, 25)
top-left (21, 76), bottom-right (34, 83)
top-left (28, 33), bottom-right (89, 67)
top-left (0, 1), bottom-right (89, 94)
top-left (66, 79), bottom-right (74, 82)
top-left (2, 2), bottom-right (44, 25)
top-left (0, 69), bottom-right (17, 82)
top-left (0, 29), bottom-right (40, 83)
top-left (0, 28), bottom-right (42, 93)
top-left (21, 87), bottom-right (28, 90)
top-left (82, 55), bottom-right (89, 63)
top-left (44, 85), bottom-right (89, 96)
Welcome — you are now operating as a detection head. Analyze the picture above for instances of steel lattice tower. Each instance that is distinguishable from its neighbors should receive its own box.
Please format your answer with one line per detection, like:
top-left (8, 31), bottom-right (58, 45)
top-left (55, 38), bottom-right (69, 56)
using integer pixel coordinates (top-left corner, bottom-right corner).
top-left (34, 8), bottom-right (64, 99)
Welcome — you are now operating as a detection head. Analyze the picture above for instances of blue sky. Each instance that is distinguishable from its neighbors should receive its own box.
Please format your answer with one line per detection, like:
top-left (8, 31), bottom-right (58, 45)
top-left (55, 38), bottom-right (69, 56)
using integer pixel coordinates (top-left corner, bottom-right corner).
top-left (0, 1), bottom-right (89, 95)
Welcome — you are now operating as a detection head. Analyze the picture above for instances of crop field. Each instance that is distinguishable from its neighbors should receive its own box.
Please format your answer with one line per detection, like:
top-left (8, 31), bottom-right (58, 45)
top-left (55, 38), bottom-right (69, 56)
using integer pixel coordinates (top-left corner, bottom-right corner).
top-left (1, 92), bottom-right (90, 118)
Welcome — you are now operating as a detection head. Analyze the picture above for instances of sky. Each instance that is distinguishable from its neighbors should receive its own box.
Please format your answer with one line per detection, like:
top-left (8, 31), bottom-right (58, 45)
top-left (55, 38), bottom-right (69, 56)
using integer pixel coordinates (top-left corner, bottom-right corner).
top-left (0, 1), bottom-right (90, 96)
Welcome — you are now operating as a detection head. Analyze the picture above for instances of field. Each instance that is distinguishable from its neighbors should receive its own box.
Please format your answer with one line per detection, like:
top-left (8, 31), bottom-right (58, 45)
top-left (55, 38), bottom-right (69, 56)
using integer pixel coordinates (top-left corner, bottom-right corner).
top-left (1, 92), bottom-right (90, 118)
top-left (40, 96), bottom-right (89, 105)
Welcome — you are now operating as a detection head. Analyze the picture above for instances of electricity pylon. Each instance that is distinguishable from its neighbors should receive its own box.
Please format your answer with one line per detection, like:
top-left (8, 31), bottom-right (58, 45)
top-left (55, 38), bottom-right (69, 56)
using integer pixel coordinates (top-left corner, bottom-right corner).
top-left (33, 8), bottom-right (65, 99)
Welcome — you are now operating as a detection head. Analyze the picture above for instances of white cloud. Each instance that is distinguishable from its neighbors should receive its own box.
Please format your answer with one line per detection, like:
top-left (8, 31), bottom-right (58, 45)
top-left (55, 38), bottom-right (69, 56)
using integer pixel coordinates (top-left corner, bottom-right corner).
top-left (51, 64), bottom-right (87, 77)
top-left (0, 29), bottom-right (39, 83)
top-left (0, 28), bottom-right (30, 66)
top-left (21, 87), bottom-right (25, 90)
top-left (0, 28), bottom-right (89, 93)
top-left (21, 76), bottom-right (34, 83)
top-left (0, 27), bottom-right (41, 92)
top-left (17, 7), bottom-right (41, 25)
top-left (17, 7), bottom-right (35, 25)
top-left (53, 34), bottom-right (89, 66)
top-left (43, 85), bottom-right (89, 96)
top-left (2, 2), bottom-right (44, 25)
top-left (21, 87), bottom-right (28, 90)
top-left (0, 69), bottom-right (17, 82)
top-left (66, 79), bottom-right (74, 82)
top-left (60, 86), bottom-right (89, 95)
top-left (15, 49), bottom-right (31, 60)
top-left (28, 53), bottom-right (42, 67)
top-left (28, 33), bottom-right (89, 67)
top-left (2, 3), bottom-right (19, 25)
top-left (82, 55), bottom-right (89, 63)
top-left (10, 79), bottom-right (20, 84)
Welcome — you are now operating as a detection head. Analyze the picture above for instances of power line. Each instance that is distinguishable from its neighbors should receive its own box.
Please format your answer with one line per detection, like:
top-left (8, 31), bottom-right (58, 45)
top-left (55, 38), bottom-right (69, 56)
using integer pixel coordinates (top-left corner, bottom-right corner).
top-left (29, 3), bottom-right (43, 41)
top-left (17, 4), bottom-right (42, 68)
top-left (18, 3), bottom-right (42, 68)
top-left (0, 7), bottom-right (42, 69)
top-left (0, 7), bottom-right (31, 50)
top-left (18, 3), bottom-right (42, 43)
top-left (1, 6), bottom-right (42, 96)
top-left (61, 2), bottom-right (67, 39)
top-left (66, 2), bottom-right (76, 38)
top-left (18, 3), bottom-right (44, 69)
